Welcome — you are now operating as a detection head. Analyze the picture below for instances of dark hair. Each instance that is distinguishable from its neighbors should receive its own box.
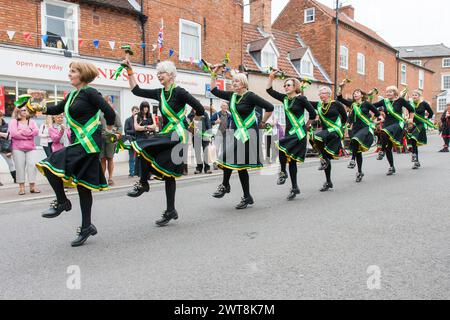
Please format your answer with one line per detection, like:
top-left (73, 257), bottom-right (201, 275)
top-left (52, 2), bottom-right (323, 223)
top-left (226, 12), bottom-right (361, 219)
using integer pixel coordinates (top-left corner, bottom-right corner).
top-left (137, 101), bottom-right (152, 124)
top-left (353, 89), bottom-right (368, 102)
top-left (131, 106), bottom-right (139, 112)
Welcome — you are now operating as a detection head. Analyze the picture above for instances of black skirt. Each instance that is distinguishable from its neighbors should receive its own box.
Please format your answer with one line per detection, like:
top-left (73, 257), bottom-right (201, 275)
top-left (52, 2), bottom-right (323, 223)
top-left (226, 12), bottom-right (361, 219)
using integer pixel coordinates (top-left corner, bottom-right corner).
top-left (311, 129), bottom-right (342, 160)
top-left (131, 133), bottom-right (185, 179)
top-left (276, 134), bottom-right (307, 163)
top-left (215, 128), bottom-right (263, 171)
top-left (382, 122), bottom-right (404, 147)
top-left (36, 131), bottom-right (108, 191)
top-left (351, 126), bottom-right (374, 152)
top-left (407, 122), bottom-right (427, 146)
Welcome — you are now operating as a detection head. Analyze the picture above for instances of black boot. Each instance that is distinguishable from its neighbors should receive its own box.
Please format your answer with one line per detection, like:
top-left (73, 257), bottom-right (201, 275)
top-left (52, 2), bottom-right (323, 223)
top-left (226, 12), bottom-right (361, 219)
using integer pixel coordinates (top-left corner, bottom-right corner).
top-left (71, 224), bottom-right (97, 247)
top-left (286, 187), bottom-right (300, 201)
top-left (347, 160), bottom-right (356, 169)
top-left (42, 199), bottom-right (72, 218)
top-left (356, 172), bottom-right (364, 183)
top-left (377, 151), bottom-right (385, 160)
top-left (235, 196), bottom-right (254, 209)
top-left (386, 167), bottom-right (396, 176)
top-left (127, 181), bottom-right (150, 197)
top-left (10, 170), bottom-right (16, 184)
top-left (277, 171), bottom-right (288, 185)
top-left (155, 209), bottom-right (178, 226)
top-left (412, 161), bottom-right (421, 170)
top-left (212, 184), bottom-right (230, 198)
top-left (318, 158), bottom-right (330, 171)
top-left (320, 182), bottom-right (333, 192)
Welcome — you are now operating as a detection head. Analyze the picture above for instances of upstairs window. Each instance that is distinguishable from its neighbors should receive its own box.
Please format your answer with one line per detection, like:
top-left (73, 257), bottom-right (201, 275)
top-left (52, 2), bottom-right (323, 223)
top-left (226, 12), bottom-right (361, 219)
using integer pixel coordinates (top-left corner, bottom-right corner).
top-left (357, 53), bottom-right (365, 75)
top-left (41, 0), bottom-right (79, 52)
top-left (378, 61), bottom-right (385, 81)
top-left (419, 70), bottom-right (424, 90)
top-left (304, 8), bottom-right (315, 23)
top-left (261, 43), bottom-right (278, 69)
top-left (179, 19), bottom-right (201, 62)
top-left (410, 60), bottom-right (422, 66)
top-left (340, 46), bottom-right (348, 69)
top-left (401, 64), bottom-right (407, 85)
top-left (443, 58), bottom-right (450, 68)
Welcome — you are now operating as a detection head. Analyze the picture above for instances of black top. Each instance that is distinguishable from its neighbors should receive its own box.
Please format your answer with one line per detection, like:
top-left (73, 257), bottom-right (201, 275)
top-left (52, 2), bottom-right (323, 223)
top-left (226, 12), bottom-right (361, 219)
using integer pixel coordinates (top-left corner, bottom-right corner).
top-left (46, 87), bottom-right (116, 143)
top-left (373, 97), bottom-right (414, 127)
top-left (131, 85), bottom-right (205, 129)
top-left (211, 88), bottom-right (274, 130)
top-left (411, 101), bottom-right (434, 124)
top-left (337, 95), bottom-right (380, 132)
top-left (124, 116), bottom-right (136, 140)
top-left (134, 115), bottom-right (154, 140)
top-left (310, 100), bottom-right (348, 129)
top-left (266, 87), bottom-right (317, 133)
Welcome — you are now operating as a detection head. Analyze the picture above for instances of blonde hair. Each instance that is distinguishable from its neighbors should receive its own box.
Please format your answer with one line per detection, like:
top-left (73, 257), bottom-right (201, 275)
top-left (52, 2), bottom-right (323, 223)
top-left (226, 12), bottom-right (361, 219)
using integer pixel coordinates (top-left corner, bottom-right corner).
top-left (12, 107), bottom-right (30, 120)
top-left (233, 73), bottom-right (249, 89)
top-left (156, 61), bottom-right (177, 79)
top-left (319, 86), bottom-right (332, 95)
top-left (69, 60), bottom-right (99, 84)
top-left (284, 78), bottom-right (302, 94)
top-left (411, 89), bottom-right (422, 97)
top-left (386, 86), bottom-right (399, 97)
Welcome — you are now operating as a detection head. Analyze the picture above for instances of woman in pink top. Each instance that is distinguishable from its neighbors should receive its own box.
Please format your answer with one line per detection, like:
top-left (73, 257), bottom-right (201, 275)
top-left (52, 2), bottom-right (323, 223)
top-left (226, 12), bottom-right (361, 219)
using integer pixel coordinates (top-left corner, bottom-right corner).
top-left (8, 100), bottom-right (40, 195)
top-left (49, 114), bottom-right (71, 153)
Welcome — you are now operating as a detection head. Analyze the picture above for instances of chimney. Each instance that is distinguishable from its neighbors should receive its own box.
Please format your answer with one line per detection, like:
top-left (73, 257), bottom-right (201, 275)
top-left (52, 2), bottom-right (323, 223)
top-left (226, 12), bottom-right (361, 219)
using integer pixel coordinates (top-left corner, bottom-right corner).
top-left (339, 5), bottom-right (355, 20)
top-left (250, 0), bottom-right (272, 33)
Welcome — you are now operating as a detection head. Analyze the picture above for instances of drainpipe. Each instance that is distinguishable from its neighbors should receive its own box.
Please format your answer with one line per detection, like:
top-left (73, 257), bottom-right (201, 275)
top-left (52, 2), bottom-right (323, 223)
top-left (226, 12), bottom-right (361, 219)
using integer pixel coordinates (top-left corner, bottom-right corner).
top-left (139, 0), bottom-right (148, 65)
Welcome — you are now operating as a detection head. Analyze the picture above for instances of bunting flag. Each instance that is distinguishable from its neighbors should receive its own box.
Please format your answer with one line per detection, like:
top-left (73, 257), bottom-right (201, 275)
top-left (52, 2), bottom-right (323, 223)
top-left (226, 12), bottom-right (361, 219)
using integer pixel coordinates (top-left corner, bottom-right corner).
top-left (93, 39), bottom-right (100, 49)
top-left (61, 36), bottom-right (68, 47)
top-left (78, 39), bottom-right (84, 47)
top-left (158, 19), bottom-right (164, 53)
top-left (151, 44), bottom-right (157, 51)
top-left (109, 41), bottom-right (115, 50)
top-left (41, 35), bottom-right (49, 44)
top-left (23, 32), bottom-right (32, 41)
top-left (140, 42), bottom-right (146, 49)
top-left (169, 49), bottom-right (174, 57)
top-left (6, 30), bottom-right (15, 40)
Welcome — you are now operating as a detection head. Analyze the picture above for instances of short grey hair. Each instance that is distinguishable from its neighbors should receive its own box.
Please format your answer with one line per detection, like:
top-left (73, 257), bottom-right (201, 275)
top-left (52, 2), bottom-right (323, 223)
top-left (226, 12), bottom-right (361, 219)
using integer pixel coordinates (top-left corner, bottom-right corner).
top-left (233, 73), bottom-right (249, 89)
top-left (156, 60), bottom-right (177, 78)
top-left (319, 86), bottom-right (332, 95)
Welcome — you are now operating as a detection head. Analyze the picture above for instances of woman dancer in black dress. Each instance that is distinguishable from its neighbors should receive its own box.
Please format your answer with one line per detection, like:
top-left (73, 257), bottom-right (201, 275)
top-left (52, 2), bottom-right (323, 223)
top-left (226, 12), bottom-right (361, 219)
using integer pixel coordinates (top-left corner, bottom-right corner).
top-left (210, 66), bottom-right (274, 209)
top-left (337, 80), bottom-right (381, 182)
top-left (407, 90), bottom-right (434, 169)
top-left (266, 70), bottom-right (316, 200)
top-left (310, 87), bottom-right (348, 191)
top-left (373, 86), bottom-right (415, 175)
top-left (35, 61), bottom-right (116, 247)
top-left (123, 59), bottom-right (205, 226)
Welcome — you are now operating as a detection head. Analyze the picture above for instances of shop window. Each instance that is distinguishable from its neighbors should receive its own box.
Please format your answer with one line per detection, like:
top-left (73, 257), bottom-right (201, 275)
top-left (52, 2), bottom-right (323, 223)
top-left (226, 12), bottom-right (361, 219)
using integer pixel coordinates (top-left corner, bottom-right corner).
top-left (0, 80), bottom-right (17, 117)
top-left (97, 89), bottom-right (121, 115)
top-left (18, 82), bottom-right (55, 119)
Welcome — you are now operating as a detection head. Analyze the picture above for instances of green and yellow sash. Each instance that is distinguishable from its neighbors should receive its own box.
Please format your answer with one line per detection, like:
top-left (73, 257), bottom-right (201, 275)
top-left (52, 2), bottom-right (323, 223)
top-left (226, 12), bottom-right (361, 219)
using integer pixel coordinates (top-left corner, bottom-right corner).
top-left (159, 85), bottom-right (188, 143)
top-left (352, 102), bottom-right (376, 135)
top-left (318, 101), bottom-right (344, 139)
top-left (230, 92), bottom-right (256, 143)
top-left (284, 97), bottom-right (306, 141)
top-left (410, 101), bottom-right (436, 129)
top-left (64, 88), bottom-right (101, 154)
top-left (385, 99), bottom-right (405, 129)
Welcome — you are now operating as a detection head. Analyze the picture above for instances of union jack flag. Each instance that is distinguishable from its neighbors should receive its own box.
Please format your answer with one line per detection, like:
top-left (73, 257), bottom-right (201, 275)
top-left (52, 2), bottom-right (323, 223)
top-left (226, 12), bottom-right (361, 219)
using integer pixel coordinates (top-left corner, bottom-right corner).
top-left (158, 19), bottom-right (164, 53)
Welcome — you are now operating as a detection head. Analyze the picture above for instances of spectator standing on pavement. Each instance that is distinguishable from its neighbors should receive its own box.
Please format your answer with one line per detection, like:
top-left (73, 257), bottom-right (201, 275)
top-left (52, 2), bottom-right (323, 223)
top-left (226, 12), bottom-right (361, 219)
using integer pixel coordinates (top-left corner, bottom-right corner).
top-left (211, 101), bottom-right (232, 170)
top-left (100, 96), bottom-right (123, 186)
top-left (49, 114), bottom-right (71, 153)
top-left (0, 110), bottom-right (16, 185)
top-left (133, 101), bottom-right (156, 178)
top-left (8, 101), bottom-right (40, 195)
top-left (124, 106), bottom-right (139, 177)
top-left (439, 103), bottom-right (450, 152)
top-left (39, 115), bottom-right (53, 157)
top-left (188, 108), bottom-right (212, 174)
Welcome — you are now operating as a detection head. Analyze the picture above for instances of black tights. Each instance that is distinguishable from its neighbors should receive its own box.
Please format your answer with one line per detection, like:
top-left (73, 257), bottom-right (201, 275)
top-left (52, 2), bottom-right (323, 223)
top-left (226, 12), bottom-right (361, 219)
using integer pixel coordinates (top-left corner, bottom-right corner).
top-left (351, 141), bottom-right (363, 173)
top-left (316, 141), bottom-right (333, 183)
top-left (410, 140), bottom-right (419, 159)
top-left (380, 133), bottom-right (395, 167)
top-left (140, 161), bottom-right (176, 212)
top-left (222, 168), bottom-right (251, 198)
top-left (44, 168), bottom-right (93, 228)
top-left (279, 152), bottom-right (299, 188)
top-left (444, 137), bottom-right (449, 147)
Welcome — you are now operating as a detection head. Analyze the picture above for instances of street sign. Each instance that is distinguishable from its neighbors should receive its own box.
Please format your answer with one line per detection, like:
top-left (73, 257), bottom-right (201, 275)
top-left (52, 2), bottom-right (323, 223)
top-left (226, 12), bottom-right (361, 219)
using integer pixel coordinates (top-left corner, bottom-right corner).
top-left (205, 79), bottom-right (225, 99)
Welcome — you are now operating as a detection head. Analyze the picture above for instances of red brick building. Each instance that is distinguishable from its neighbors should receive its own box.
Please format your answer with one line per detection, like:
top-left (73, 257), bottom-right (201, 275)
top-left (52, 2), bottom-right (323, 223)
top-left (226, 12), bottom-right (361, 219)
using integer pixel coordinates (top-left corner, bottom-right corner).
top-left (272, 0), bottom-right (434, 104)
top-left (397, 44), bottom-right (450, 115)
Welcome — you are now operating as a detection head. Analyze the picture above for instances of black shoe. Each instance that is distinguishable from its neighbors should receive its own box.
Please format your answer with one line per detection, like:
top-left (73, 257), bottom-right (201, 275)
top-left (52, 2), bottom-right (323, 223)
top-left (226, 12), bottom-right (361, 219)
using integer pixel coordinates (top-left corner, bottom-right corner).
top-left (212, 184), bottom-right (230, 198)
top-left (412, 162), bottom-right (421, 170)
top-left (347, 160), bottom-right (356, 169)
top-left (235, 196), bottom-right (254, 209)
top-left (155, 210), bottom-right (178, 226)
top-left (10, 170), bottom-right (17, 184)
top-left (287, 187), bottom-right (300, 201)
top-left (277, 171), bottom-right (288, 185)
top-left (194, 169), bottom-right (202, 174)
top-left (318, 159), bottom-right (330, 171)
top-left (377, 151), bottom-right (385, 160)
top-left (205, 169), bottom-right (213, 174)
top-left (356, 172), bottom-right (364, 183)
top-left (386, 167), bottom-right (396, 176)
top-left (42, 199), bottom-right (72, 218)
top-left (127, 181), bottom-right (149, 197)
top-left (71, 224), bottom-right (97, 247)
top-left (439, 148), bottom-right (449, 153)
top-left (320, 182), bottom-right (333, 192)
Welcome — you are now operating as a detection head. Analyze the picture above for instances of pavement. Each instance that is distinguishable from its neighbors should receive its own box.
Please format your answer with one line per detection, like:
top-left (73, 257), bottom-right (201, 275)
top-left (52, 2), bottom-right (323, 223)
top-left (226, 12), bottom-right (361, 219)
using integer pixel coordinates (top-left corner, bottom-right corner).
top-left (0, 134), bottom-right (448, 300)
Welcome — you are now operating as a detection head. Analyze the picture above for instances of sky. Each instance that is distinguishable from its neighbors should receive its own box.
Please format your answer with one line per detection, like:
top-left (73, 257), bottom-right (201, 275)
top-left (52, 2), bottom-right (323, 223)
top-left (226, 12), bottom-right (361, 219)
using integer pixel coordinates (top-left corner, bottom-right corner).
top-left (245, 0), bottom-right (450, 47)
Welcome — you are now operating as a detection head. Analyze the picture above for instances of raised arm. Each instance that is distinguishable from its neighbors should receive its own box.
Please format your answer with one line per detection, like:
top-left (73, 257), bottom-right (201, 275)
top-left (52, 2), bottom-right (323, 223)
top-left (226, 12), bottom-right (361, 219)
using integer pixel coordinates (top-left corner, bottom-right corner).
top-left (266, 87), bottom-right (286, 103)
top-left (337, 94), bottom-right (353, 107)
top-left (210, 87), bottom-right (233, 101)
